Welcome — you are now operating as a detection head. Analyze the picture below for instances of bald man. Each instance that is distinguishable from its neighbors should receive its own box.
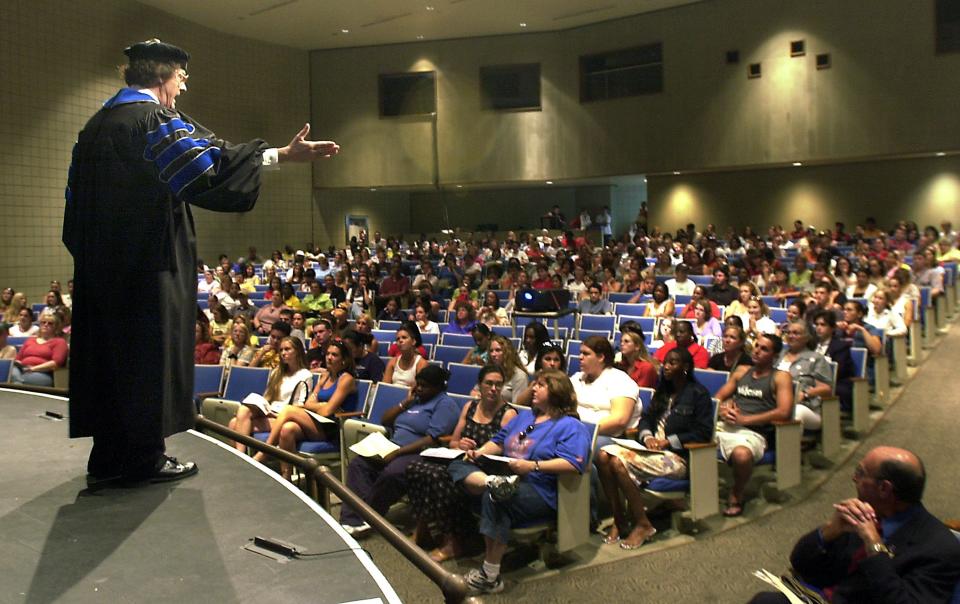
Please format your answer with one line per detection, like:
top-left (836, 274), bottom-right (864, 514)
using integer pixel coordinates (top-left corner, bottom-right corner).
top-left (750, 446), bottom-right (960, 603)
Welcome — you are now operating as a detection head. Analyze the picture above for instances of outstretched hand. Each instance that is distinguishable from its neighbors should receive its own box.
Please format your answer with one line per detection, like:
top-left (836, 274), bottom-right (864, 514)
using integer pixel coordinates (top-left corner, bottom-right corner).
top-left (278, 123), bottom-right (339, 163)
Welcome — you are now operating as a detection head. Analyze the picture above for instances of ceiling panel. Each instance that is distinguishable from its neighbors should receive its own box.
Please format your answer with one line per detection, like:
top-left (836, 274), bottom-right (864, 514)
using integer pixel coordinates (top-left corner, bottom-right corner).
top-left (138, 0), bottom-right (703, 50)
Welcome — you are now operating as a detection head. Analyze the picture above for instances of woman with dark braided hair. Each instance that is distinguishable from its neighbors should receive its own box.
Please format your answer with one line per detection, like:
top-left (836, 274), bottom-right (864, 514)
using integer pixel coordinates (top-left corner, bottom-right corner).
top-left (596, 347), bottom-right (713, 549)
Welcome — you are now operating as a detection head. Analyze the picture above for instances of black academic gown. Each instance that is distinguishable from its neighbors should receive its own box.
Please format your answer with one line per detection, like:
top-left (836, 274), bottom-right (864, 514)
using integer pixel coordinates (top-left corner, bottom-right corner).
top-left (63, 88), bottom-right (267, 471)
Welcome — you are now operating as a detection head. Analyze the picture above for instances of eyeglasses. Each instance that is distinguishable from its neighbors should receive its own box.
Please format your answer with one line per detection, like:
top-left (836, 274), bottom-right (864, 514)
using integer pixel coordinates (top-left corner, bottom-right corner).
top-left (517, 423), bottom-right (537, 443)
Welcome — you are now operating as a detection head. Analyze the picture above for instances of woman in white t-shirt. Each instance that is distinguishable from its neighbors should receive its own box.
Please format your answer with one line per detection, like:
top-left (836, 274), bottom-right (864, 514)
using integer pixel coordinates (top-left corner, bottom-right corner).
top-left (571, 335), bottom-right (641, 448)
top-left (413, 303), bottom-right (440, 336)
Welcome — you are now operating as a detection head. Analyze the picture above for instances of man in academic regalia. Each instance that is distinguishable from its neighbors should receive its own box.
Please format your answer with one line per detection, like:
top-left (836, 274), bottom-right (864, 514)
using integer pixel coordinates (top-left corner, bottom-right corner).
top-left (64, 39), bottom-right (339, 483)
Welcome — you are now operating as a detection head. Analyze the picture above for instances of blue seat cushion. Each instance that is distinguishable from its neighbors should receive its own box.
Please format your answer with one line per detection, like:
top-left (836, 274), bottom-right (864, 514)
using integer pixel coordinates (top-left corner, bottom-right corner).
top-left (253, 431), bottom-right (269, 442)
top-left (646, 477), bottom-right (689, 492)
top-left (718, 449), bottom-right (777, 466)
top-left (299, 440), bottom-right (338, 454)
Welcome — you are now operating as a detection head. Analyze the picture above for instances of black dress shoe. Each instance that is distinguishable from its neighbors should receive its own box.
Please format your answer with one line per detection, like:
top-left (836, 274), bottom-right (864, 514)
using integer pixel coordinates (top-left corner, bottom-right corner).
top-left (149, 455), bottom-right (199, 482)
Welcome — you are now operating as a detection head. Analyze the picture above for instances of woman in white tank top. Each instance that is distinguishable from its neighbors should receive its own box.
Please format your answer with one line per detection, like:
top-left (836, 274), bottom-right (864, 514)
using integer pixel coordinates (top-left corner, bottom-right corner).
top-left (383, 321), bottom-right (428, 389)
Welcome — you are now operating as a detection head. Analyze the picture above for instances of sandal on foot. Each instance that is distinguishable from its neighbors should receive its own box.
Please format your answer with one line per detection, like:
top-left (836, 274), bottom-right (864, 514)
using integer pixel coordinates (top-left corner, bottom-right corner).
top-left (602, 531), bottom-right (621, 545)
top-left (619, 528), bottom-right (656, 550)
top-left (722, 502), bottom-right (744, 517)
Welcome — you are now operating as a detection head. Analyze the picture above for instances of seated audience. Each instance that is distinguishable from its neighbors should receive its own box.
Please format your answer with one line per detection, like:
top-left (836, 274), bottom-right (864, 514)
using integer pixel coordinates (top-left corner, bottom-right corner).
top-left (812, 310), bottom-right (856, 412)
top-left (708, 325), bottom-right (754, 371)
top-left (596, 348), bottom-right (713, 548)
top-left (10, 310), bottom-right (69, 387)
top-left (692, 298), bottom-right (724, 343)
top-left (463, 323), bottom-right (492, 365)
top-left (301, 279), bottom-right (334, 319)
top-left (220, 322), bottom-right (256, 368)
top-left (616, 321), bottom-right (659, 388)
top-left (578, 284), bottom-right (613, 315)
top-left (377, 297), bottom-right (405, 322)
top-left (446, 301), bottom-right (478, 335)
top-left (4, 292), bottom-right (28, 327)
top-left (748, 446), bottom-right (960, 604)
top-left (341, 329), bottom-right (385, 383)
top-left (484, 335), bottom-right (528, 403)
top-left (383, 321), bottom-right (428, 388)
top-left (518, 321), bottom-right (551, 375)
top-left (572, 336), bottom-right (640, 447)
top-left (253, 340), bottom-right (357, 480)
top-left (447, 275), bottom-right (480, 312)
top-left (714, 333), bottom-right (793, 516)
top-left (654, 320), bottom-right (710, 368)
top-left (448, 369), bottom-right (591, 595)
top-left (779, 320), bottom-right (834, 430)
top-left (679, 285), bottom-right (721, 320)
top-left (642, 282), bottom-right (675, 319)
top-left (230, 335), bottom-right (312, 453)
top-left (9, 307), bottom-right (38, 337)
top-left (745, 295), bottom-right (780, 343)
top-left (513, 342), bottom-right (567, 406)
top-left (0, 321), bottom-right (17, 360)
top-left (837, 300), bottom-right (883, 357)
top-left (477, 290), bottom-right (510, 327)
top-left (194, 320), bottom-right (221, 365)
top-left (253, 291), bottom-right (286, 335)
top-left (250, 321), bottom-right (292, 369)
top-left (340, 365), bottom-right (459, 535)
top-left (406, 364), bottom-right (517, 562)
top-left (665, 263), bottom-right (696, 297)
top-left (707, 267), bottom-right (737, 306)
top-left (208, 304), bottom-right (232, 346)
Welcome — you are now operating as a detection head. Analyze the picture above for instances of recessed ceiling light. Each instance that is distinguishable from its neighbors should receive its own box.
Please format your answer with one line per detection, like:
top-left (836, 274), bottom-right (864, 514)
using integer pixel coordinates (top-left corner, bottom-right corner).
top-left (545, 180), bottom-right (553, 185)
top-left (416, 34), bottom-right (424, 40)
top-left (456, 185), bottom-right (463, 189)
top-left (643, 177), bottom-right (648, 183)
top-left (672, 171), bottom-right (681, 175)
top-left (341, 28), bottom-right (349, 34)
top-left (519, 22), bottom-right (527, 28)
top-left (369, 187), bottom-right (377, 191)
top-left (425, 5), bottom-right (435, 10)
top-left (792, 162), bottom-right (802, 166)
top-left (936, 152), bottom-right (946, 157)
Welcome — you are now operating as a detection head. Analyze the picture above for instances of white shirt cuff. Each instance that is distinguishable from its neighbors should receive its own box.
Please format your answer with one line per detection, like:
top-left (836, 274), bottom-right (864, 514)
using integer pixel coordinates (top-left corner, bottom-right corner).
top-left (262, 148), bottom-right (280, 170)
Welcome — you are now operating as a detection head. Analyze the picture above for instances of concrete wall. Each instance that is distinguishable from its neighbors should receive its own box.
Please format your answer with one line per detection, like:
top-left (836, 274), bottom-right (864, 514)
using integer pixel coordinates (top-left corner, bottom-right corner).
top-left (647, 156), bottom-right (960, 233)
top-left (309, 0), bottom-right (960, 187)
top-left (0, 0), bottom-right (313, 300)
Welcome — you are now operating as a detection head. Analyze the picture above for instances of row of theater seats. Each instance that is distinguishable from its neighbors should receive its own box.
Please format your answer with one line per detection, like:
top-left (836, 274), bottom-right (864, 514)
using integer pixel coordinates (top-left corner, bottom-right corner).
top-left (193, 265), bottom-right (958, 569)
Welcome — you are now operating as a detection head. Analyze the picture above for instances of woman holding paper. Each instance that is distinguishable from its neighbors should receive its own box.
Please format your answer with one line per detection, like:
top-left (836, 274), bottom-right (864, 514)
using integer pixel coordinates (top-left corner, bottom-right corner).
top-left (595, 348), bottom-right (713, 549)
top-left (339, 364), bottom-right (459, 536)
top-left (252, 340), bottom-right (358, 479)
top-left (229, 337), bottom-right (312, 455)
top-left (405, 364), bottom-right (517, 562)
top-left (447, 369), bottom-right (591, 595)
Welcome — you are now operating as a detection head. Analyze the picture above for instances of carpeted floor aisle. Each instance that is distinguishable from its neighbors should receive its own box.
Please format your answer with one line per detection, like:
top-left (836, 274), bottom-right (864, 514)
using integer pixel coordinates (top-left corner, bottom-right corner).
top-left (361, 326), bottom-right (960, 603)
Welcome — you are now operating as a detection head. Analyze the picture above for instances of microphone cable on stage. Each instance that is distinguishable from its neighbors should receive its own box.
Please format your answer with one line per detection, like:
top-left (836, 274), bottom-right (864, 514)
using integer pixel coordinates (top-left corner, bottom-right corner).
top-left (293, 546), bottom-right (374, 560)
top-left (249, 536), bottom-right (373, 561)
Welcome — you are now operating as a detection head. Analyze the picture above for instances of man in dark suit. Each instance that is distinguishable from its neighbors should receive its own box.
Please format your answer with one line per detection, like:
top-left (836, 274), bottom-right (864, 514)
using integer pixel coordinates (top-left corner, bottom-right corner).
top-left (750, 446), bottom-right (960, 603)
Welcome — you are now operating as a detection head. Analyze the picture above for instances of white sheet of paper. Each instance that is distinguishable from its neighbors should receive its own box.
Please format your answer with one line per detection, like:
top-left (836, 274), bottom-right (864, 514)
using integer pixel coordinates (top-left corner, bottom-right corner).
top-left (241, 393), bottom-right (271, 416)
top-left (609, 437), bottom-right (665, 454)
top-left (752, 569), bottom-right (807, 604)
top-left (420, 447), bottom-right (465, 460)
top-left (303, 408), bottom-right (335, 424)
top-left (349, 432), bottom-right (400, 458)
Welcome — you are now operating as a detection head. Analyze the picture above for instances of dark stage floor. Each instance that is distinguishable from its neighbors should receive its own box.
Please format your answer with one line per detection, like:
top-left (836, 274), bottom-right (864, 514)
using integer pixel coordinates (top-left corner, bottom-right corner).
top-left (0, 388), bottom-right (400, 604)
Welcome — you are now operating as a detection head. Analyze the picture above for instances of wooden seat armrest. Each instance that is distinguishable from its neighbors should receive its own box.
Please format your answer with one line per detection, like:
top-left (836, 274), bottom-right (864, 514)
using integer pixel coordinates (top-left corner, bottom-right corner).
top-left (438, 435), bottom-right (453, 445)
top-left (335, 411), bottom-right (364, 419)
top-left (195, 391), bottom-right (220, 400)
top-left (683, 441), bottom-right (716, 450)
top-left (771, 419), bottom-right (803, 426)
top-left (624, 428), bottom-right (639, 439)
top-left (851, 377), bottom-right (868, 383)
top-left (822, 395), bottom-right (838, 401)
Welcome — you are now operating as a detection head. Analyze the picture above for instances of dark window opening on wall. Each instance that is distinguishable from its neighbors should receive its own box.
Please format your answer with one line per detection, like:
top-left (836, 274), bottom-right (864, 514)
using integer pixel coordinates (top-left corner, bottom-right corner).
top-left (579, 43), bottom-right (663, 103)
top-left (480, 63), bottom-right (541, 110)
top-left (936, 0), bottom-right (960, 53)
top-left (379, 71), bottom-right (436, 117)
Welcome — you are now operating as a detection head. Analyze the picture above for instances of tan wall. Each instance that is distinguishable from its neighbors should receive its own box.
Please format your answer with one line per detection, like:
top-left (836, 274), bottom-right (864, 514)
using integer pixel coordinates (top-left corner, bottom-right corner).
top-left (0, 0), bottom-right (313, 301)
top-left (647, 156), bottom-right (960, 233)
top-left (309, 0), bottom-right (960, 189)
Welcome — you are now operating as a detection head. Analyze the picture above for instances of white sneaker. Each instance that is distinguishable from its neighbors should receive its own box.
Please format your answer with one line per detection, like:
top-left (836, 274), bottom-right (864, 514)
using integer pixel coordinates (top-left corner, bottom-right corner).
top-left (486, 475), bottom-right (519, 502)
top-left (341, 522), bottom-right (372, 536)
top-left (463, 568), bottom-right (505, 594)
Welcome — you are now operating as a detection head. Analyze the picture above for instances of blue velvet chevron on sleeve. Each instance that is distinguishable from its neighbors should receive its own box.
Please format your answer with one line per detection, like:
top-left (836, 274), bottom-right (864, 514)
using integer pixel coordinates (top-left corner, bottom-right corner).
top-left (144, 117), bottom-right (222, 198)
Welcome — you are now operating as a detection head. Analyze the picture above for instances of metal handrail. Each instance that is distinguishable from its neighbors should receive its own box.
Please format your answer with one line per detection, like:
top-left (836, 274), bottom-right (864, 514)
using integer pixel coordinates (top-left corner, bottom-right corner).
top-left (195, 414), bottom-right (469, 604)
